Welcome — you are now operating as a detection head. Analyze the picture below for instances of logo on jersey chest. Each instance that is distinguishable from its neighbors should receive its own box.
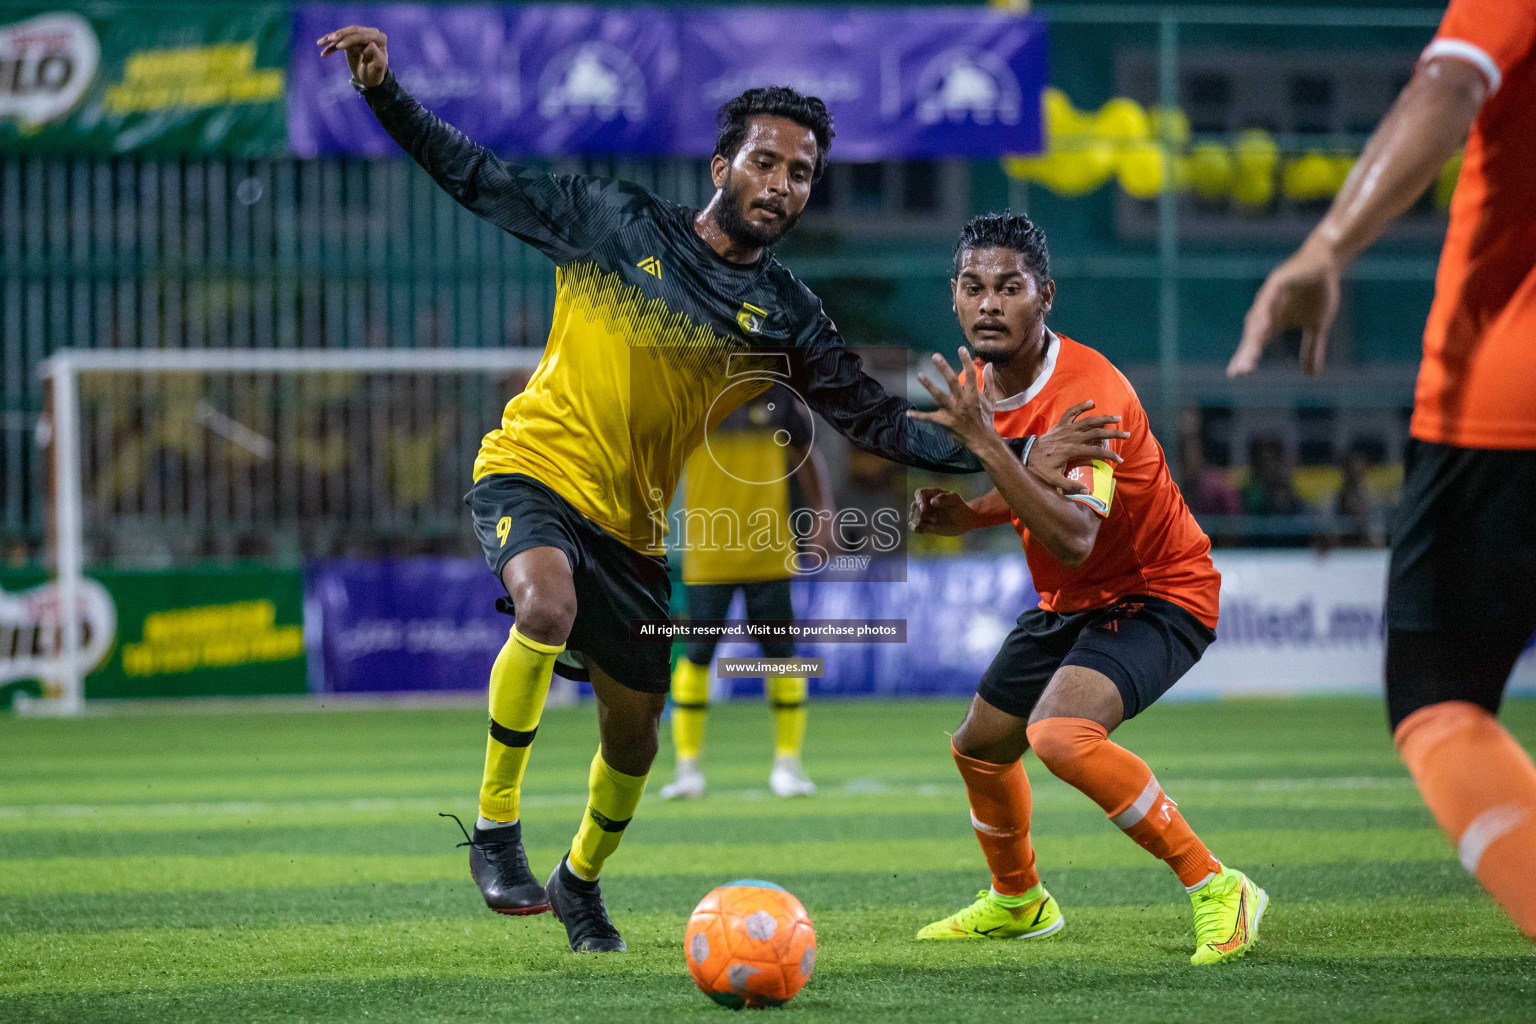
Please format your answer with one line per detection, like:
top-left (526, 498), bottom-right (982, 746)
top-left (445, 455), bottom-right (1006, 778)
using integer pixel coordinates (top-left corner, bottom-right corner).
top-left (636, 256), bottom-right (662, 279)
top-left (736, 302), bottom-right (767, 336)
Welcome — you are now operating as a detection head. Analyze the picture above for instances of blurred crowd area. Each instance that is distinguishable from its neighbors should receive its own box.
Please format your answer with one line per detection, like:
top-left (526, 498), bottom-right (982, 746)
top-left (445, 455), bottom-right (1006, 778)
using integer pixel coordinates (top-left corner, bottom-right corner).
top-left (1, 382), bottom-right (1403, 573)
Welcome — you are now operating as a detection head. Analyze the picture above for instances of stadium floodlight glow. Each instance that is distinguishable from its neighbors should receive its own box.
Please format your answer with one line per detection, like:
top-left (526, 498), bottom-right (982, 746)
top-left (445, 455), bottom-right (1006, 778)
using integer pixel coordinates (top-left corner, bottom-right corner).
top-left (33, 347), bottom-right (547, 717)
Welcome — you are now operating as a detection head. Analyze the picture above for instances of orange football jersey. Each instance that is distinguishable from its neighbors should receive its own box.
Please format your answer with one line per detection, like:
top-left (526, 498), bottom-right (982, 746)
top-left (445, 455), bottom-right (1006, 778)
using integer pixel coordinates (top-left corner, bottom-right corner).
top-left (1414, 0), bottom-right (1536, 448)
top-left (987, 332), bottom-right (1220, 628)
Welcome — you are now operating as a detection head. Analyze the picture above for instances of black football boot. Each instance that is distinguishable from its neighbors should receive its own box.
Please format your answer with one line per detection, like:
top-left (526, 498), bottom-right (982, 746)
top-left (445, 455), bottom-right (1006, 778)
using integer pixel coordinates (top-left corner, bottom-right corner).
top-left (443, 814), bottom-right (550, 915)
top-left (545, 855), bottom-right (627, 952)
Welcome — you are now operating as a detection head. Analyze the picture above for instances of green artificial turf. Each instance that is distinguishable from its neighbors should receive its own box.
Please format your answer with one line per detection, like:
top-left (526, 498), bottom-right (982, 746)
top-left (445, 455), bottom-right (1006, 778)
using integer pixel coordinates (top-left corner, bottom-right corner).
top-left (2, 697), bottom-right (1533, 1023)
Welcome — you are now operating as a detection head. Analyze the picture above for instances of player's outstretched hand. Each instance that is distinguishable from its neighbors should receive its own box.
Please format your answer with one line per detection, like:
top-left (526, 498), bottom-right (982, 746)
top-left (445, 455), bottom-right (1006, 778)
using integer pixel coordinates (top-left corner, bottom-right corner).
top-left (909, 488), bottom-right (976, 536)
top-left (907, 348), bottom-right (998, 450)
top-left (1028, 400), bottom-right (1127, 495)
top-left (1228, 242), bottom-right (1342, 378)
top-left (317, 25), bottom-right (390, 89)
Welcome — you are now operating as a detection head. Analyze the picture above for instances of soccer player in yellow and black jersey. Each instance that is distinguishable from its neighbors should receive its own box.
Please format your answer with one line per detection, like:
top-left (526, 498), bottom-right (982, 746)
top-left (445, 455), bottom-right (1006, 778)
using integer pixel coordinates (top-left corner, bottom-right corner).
top-left (661, 384), bottom-right (833, 801)
top-left (319, 26), bottom-right (983, 953)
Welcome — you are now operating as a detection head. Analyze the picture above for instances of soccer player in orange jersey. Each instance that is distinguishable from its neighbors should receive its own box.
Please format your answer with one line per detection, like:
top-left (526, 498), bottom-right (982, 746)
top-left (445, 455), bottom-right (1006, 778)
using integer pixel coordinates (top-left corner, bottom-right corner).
top-left (907, 212), bottom-right (1267, 965)
top-left (1229, 0), bottom-right (1536, 940)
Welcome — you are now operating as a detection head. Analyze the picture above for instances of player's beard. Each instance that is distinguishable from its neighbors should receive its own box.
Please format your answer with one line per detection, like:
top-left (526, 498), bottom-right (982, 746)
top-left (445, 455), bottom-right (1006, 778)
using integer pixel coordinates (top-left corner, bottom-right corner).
top-left (713, 169), bottom-right (800, 249)
top-left (970, 337), bottom-right (1019, 366)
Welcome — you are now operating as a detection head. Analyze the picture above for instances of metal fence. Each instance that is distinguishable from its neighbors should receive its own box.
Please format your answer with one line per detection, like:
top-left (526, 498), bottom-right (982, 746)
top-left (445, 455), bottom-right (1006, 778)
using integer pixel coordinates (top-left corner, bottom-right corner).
top-left (0, 155), bottom-right (717, 548)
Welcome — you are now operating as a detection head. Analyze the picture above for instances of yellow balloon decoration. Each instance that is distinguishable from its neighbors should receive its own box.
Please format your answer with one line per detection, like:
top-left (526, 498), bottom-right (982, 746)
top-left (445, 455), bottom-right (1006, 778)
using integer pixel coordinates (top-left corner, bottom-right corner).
top-left (1116, 143), bottom-right (1164, 200)
top-left (1280, 151), bottom-right (1336, 202)
top-left (1186, 142), bottom-right (1234, 201)
top-left (1006, 88), bottom-right (1461, 210)
top-left (1042, 87), bottom-right (1090, 138)
top-left (1230, 130), bottom-right (1278, 208)
top-left (1328, 155), bottom-right (1357, 194)
top-left (1150, 105), bottom-right (1190, 148)
top-left (1093, 97), bottom-right (1151, 142)
top-left (1006, 146), bottom-right (1117, 197)
top-left (1435, 151), bottom-right (1462, 209)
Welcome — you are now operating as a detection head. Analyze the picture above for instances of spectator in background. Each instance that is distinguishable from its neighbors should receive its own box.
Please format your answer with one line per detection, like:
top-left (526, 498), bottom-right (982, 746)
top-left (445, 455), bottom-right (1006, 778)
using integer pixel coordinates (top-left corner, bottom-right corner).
top-left (1177, 408), bottom-right (1241, 519)
top-left (1242, 435), bottom-right (1303, 515)
top-left (1317, 444), bottom-right (1387, 549)
top-left (1243, 435), bottom-right (1308, 546)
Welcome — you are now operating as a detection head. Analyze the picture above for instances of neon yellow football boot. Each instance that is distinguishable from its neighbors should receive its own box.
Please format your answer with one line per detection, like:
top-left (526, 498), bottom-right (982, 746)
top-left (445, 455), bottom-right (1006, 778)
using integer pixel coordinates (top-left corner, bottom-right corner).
top-left (1189, 866), bottom-right (1268, 965)
top-left (916, 886), bottom-right (1064, 940)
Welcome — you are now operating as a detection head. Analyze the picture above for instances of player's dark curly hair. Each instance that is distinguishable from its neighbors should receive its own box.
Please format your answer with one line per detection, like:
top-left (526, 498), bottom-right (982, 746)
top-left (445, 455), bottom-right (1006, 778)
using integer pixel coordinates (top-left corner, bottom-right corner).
top-left (714, 87), bottom-right (835, 182)
top-left (951, 211), bottom-right (1051, 284)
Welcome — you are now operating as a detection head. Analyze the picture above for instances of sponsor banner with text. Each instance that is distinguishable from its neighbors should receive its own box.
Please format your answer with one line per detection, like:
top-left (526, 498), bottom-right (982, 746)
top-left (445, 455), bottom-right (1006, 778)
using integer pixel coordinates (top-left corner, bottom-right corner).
top-left (675, 8), bottom-right (1047, 159)
top-left (302, 552), bottom-right (1536, 699)
top-left (289, 3), bottom-right (676, 158)
top-left (0, 6), bottom-right (288, 156)
top-left (0, 569), bottom-right (307, 704)
top-left (304, 557), bottom-right (509, 693)
top-left (289, 4), bottom-right (1046, 159)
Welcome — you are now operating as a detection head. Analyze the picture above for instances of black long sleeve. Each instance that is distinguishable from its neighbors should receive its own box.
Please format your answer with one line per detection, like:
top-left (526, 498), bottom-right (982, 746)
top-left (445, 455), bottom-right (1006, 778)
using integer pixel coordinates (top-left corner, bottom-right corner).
top-left (788, 312), bottom-right (983, 475)
top-left (362, 72), bottom-right (648, 264)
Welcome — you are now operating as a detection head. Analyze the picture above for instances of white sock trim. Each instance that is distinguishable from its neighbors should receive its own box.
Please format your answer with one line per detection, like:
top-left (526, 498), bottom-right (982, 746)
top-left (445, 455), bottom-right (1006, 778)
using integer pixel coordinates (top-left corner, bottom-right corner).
top-left (970, 811), bottom-right (1019, 838)
top-left (565, 854), bottom-right (598, 883)
top-left (1109, 775), bottom-right (1162, 829)
top-left (1458, 804), bottom-right (1530, 874)
top-left (476, 816), bottom-right (518, 832)
top-left (1185, 871), bottom-right (1216, 894)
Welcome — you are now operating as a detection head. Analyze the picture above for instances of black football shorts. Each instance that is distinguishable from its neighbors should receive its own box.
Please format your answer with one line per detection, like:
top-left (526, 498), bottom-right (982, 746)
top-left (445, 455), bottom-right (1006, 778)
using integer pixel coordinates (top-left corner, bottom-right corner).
top-left (1385, 440), bottom-right (1536, 728)
top-left (466, 473), bottom-right (672, 694)
top-left (682, 578), bottom-right (797, 664)
top-left (978, 594), bottom-right (1215, 721)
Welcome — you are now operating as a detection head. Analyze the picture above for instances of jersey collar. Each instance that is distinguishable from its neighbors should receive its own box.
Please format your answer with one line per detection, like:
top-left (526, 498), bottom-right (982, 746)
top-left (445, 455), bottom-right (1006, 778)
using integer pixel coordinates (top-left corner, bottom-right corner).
top-left (992, 330), bottom-right (1059, 411)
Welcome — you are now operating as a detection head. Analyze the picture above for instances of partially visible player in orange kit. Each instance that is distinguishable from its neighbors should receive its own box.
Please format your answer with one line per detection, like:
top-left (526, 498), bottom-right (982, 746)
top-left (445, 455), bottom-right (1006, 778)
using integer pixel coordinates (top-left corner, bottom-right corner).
top-left (1229, 0), bottom-right (1536, 940)
top-left (908, 211), bottom-right (1267, 965)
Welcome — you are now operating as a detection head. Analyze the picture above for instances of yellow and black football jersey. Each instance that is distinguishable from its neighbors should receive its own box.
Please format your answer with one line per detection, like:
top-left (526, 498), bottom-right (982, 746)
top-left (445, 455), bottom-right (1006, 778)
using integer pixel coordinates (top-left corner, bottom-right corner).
top-left (680, 385), bottom-right (811, 585)
top-left (367, 73), bottom-right (979, 555)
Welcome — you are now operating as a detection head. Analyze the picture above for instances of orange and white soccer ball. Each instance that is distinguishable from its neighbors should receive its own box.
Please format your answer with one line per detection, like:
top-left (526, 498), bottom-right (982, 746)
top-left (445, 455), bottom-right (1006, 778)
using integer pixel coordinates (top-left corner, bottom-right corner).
top-left (685, 879), bottom-right (817, 1009)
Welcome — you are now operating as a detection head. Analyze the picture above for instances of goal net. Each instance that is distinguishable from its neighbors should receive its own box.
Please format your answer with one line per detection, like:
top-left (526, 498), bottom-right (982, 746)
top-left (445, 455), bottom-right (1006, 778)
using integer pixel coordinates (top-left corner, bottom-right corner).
top-left (30, 347), bottom-right (545, 715)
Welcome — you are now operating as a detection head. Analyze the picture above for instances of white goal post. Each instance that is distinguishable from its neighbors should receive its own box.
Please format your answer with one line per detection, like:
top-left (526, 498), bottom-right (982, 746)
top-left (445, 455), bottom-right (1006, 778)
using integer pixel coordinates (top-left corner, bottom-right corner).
top-left (34, 347), bottom-right (548, 716)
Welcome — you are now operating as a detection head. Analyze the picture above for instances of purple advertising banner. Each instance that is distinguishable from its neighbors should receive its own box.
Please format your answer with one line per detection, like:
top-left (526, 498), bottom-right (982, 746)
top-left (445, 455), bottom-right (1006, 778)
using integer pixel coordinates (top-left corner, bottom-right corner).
top-left (304, 555), bottom-right (1036, 697)
top-left (306, 557), bottom-right (508, 693)
top-left (674, 8), bottom-right (1048, 160)
top-left (289, 5), bottom-right (1046, 159)
top-left (290, 3), bottom-right (678, 158)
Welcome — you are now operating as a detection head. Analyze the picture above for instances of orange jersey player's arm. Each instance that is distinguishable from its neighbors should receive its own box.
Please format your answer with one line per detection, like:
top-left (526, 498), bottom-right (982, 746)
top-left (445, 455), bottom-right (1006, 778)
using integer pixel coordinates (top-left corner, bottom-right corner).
top-left (1229, 23), bottom-right (1494, 376)
top-left (970, 432), bottom-right (1112, 568)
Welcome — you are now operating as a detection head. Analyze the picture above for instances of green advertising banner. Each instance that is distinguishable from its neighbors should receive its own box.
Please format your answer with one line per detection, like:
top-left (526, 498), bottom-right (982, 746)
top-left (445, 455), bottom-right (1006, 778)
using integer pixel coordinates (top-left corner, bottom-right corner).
top-left (0, 568), bottom-right (307, 705)
top-left (0, 6), bottom-right (288, 156)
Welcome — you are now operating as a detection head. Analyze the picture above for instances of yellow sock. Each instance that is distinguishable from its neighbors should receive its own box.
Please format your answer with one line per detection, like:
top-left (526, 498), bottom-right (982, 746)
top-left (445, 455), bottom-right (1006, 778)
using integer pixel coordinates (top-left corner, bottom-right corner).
top-left (568, 750), bottom-right (648, 880)
top-left (478, 626), bottom-right (562, 823)
top-left (768, 675), bottom-right (808, 759)
top-left (671, 659), bottom-right (710, 762)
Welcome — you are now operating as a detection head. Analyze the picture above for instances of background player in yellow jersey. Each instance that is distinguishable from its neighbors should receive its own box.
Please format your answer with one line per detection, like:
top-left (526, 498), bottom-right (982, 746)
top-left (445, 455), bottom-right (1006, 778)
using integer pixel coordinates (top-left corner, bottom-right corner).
top-left (661, 383), bottom-right (834, 800)
top-left (319, 26), bottom-right (983, 954)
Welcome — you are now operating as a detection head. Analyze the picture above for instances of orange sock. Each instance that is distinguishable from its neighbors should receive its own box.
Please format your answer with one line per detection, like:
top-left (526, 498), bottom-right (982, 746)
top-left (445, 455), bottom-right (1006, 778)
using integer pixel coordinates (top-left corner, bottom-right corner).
top-left (1027, 717), bottom-right (1221, 887)
top-left (953, 743), bottom-right (1039, 896)
top-left (1394, 700), bottom-right (1536, 939)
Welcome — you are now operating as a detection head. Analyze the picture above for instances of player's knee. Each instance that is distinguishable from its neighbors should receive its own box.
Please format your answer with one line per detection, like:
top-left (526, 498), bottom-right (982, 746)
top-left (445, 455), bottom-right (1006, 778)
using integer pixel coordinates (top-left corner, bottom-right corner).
top-left (1025, 717), bottom-right (1101, 783)
top-left (950, 716), bottom-right (1017, 764)
top-left (508, 581), bottom-right (576, 644)
top-left (601, 703), bottom-right (664, 774)
top-left (1391, 699), bottom-right (1489, 758)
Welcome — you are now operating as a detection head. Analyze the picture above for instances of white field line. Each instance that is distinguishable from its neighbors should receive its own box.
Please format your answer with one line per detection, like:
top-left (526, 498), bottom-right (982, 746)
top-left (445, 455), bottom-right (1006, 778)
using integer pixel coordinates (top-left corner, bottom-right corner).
top-left (0, 775), bottom-right (1412, 822)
